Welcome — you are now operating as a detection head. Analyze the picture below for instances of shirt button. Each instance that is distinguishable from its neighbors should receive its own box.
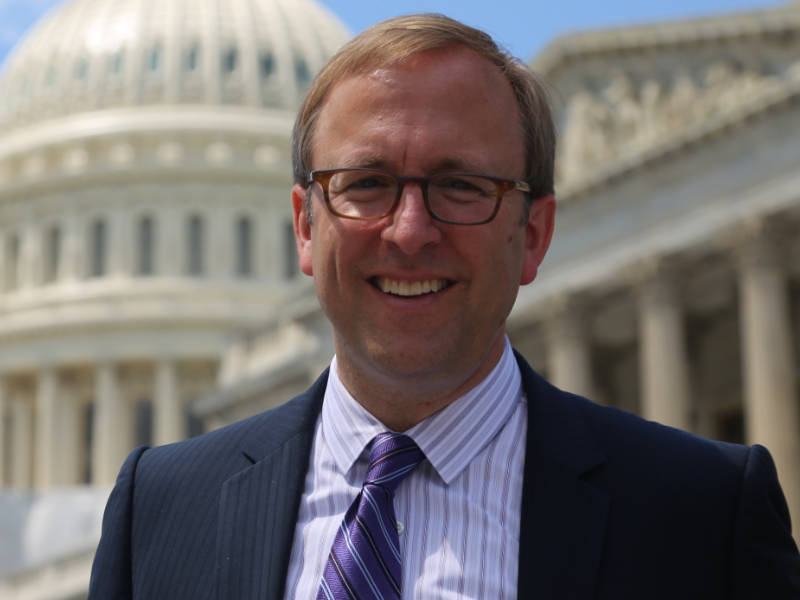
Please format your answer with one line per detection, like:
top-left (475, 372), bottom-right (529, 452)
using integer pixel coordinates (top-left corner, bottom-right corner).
top-left (395, 521), bottom-right (405, 534)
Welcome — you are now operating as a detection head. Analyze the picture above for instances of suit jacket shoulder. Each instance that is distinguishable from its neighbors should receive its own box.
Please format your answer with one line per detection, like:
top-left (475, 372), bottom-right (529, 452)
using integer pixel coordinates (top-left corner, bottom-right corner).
top-left (514, 352), bottom-right (800, 599)
top-left (88, 370), bottom-right (328, 600)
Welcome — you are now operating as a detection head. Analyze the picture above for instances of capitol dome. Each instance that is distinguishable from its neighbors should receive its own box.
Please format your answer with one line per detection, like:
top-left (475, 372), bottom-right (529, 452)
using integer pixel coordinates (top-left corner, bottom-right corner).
top-left (0, 0), bottom-right (348, 501)
top-left (0, 0), bottom-right (350, 131)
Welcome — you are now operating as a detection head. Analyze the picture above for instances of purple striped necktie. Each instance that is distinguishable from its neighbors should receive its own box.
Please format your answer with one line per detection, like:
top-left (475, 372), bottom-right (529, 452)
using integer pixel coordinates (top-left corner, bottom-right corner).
top-left (317, 432), bottom-right (425, 600)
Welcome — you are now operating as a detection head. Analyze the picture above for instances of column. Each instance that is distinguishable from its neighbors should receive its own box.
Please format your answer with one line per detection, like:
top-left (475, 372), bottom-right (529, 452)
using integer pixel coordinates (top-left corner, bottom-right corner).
top-left (637, 265), bottom-right (692, 431)
top-left (92, 362), bottom-right (131, 486)
top-left (10, 387), bottom-right (33, 490)
top-left (209, 206), bottom-right (231, 279)
top-left (0, 376), bottom-right (6, 488)
top-left (61, 212), bottom-right (82, 282)
top-left (34, 367), bottom-right (60, 490)
top-left (0, 230), bottom-right (6, 293)
top-left (545, 295), bottom-right (595, 398)
top-left (18, 221), bottom-right (40, 290)
top-left (59, 381), bottom-right (82, 486)
top-left (159, 204), bottom-right (182, 276)
top-left (108, 205), bottom-right (130, 278)
top-left (258, 207), bottom-right (279, 281)
top-left (737, 231), bottom-right (800, 540)
top-left (154, 359), bottom-right (184, 445)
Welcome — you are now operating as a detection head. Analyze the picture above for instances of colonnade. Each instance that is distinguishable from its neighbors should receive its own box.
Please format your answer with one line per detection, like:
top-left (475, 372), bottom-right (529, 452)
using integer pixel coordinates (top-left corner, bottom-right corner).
top-left (0, 199), bottom-right (290, 293)
top-left (537, 223), bottom-right (800, 539)
top-left (0, 359), bottom-right (213, 490)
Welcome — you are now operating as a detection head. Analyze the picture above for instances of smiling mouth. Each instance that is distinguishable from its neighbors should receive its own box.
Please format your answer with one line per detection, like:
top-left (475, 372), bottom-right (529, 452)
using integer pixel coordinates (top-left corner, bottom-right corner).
top-left (371, 277), bottom-right (453, 297)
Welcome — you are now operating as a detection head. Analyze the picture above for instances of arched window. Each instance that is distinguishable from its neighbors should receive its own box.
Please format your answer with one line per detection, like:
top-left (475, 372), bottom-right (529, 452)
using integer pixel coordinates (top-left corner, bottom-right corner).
top-left (294, 57), bottom-right (310, 86)
top-left (89, 218), bottom-right (106, 277)
top-left (223, 47), bottom-right (238, 73)
top-left (283, 219), bottom-right (297, 279)
top-left (44, 225), bottom-right (61, 283)
top-left (137, 216), bottom-right (155, 276)
top-left (185, 44), bottom-right (199, 72)
top-left (236, 216), bottom-right (252, 277)
top-left (260, 52), bottom-right (274, 79)
top-left (110, 50), bottom-right (124, 75)
top-left (148, 45), bottom-right (161, 72)
top-left (186, 214), bottom-right (204, 276)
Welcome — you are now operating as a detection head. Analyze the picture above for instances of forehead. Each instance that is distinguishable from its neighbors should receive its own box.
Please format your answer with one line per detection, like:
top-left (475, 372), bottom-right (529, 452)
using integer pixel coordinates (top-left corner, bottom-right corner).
top-left (311, 47), bottom-right (524, 174)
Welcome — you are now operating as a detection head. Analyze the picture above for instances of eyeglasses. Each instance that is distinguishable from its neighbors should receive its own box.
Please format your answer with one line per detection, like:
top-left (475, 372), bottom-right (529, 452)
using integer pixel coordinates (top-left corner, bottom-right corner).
top-left (307, 168), bottom-right (531, 226)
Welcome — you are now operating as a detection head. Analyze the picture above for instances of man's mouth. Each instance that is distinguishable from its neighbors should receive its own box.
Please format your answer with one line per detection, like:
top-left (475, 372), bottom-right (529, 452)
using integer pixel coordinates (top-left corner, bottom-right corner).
top-left (371, 277), bottom-right (452, 297)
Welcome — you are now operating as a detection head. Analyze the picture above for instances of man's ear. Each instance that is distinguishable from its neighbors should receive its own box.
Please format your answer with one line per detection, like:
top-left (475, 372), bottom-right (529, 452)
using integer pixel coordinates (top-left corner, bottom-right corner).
top-left (291, 183), bottom-right (314, 276)
top-left (520, 194), bottom-right (556, 285)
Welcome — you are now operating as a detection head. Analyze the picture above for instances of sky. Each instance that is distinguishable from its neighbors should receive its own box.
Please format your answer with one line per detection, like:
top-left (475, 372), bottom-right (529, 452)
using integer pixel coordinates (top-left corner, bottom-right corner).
top-left (0, 0), bottom-right (787, 70)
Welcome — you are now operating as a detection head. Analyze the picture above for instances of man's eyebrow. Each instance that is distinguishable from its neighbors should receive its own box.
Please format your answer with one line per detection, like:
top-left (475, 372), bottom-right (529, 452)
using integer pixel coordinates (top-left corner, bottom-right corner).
top-left (336, 155), bottom-right (387, 169)
top-left (333, 156), bottom-right (482, 173)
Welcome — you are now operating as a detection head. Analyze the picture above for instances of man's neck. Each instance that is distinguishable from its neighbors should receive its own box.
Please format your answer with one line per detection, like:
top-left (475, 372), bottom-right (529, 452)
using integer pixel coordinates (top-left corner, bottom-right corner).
top-left (333, 336), bottom-right (507, 431)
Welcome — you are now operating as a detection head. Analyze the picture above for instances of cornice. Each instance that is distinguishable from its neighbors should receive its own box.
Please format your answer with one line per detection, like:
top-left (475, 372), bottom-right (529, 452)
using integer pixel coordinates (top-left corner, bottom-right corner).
top-left (533, 3), bottom-right (800, 76)
top-left (0, 105), bottom-right (293, 159)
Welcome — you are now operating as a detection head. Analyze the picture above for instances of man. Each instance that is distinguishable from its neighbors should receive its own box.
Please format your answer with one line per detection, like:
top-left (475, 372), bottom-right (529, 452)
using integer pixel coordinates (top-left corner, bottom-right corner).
top-left (89, 14), bottom-right (800, 599)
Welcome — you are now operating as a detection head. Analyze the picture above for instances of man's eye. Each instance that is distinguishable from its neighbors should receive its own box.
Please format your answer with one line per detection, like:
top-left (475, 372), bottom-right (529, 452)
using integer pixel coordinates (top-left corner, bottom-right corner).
top-left (435, 177), bottom-right (492, 197)
top-left (349, 176), bottom-right (385, 189)
top-left (441, 177), bottom-right (479, 191)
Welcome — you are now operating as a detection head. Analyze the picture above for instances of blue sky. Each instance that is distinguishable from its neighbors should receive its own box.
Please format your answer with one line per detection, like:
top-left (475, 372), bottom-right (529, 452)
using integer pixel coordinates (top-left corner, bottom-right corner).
top-left (0, 0), bottom-right (785, 69)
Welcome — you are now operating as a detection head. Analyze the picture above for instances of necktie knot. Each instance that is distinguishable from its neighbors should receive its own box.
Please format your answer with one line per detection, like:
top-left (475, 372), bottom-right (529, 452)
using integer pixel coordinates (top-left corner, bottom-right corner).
top-left (365, 432), bottom-right (424, 494)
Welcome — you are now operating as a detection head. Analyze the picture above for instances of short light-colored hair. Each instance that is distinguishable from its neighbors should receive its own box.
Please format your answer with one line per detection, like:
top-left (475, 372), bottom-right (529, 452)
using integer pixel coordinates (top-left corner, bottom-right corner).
top-left (292, 13), bottom-right (555, 208)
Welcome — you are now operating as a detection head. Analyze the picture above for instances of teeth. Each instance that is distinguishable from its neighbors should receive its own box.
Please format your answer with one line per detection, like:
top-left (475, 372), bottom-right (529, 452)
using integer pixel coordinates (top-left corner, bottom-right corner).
top-left (376, 277), bottom-right (448, 296)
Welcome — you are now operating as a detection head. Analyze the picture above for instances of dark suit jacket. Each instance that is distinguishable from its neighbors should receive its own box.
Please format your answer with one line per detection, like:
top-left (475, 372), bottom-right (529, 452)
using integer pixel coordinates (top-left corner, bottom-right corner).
top-left (88, 353), bottom-right (800, 599)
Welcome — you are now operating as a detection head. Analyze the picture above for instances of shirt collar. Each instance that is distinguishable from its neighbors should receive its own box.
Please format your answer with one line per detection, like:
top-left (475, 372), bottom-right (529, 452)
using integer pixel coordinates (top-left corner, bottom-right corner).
top-left (321, 337), bottom-right (523, 485)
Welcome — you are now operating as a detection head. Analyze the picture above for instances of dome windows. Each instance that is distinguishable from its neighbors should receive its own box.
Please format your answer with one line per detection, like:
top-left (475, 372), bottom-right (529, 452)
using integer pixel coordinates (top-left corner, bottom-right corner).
top-left (137, 216), bottom-right (155, 276)
top-left (260, 52), bottom-right (274, 79)
top-left (0, 205), bottom-right (271, 292)
top-left (186, 214), bottom-right (205, 276)
top-left (223, 47), bottom-right (238, 74)
top-left (110, 50), bottom-right (124, 75)
top-left (89, 219), bottom-right (107, 278)
top-left (283, 219), bottom-right (297, 279)
top-left (147, 45), bottom-right (162, 72)
top-left (185, 45), bottom-right (200, 72)
top-left (294, 57), bottom-right (310, 86)
top-left (235, 216), bottom-right (252, 277)
top-left (44, 225), bottom-right (61, 284)
top-left (4, 233), bottom-right (20, 291)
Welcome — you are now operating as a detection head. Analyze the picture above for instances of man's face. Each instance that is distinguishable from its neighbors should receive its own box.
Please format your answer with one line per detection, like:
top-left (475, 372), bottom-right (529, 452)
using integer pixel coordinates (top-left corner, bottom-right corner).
top-left (293, 47), bottom-right (554, 402)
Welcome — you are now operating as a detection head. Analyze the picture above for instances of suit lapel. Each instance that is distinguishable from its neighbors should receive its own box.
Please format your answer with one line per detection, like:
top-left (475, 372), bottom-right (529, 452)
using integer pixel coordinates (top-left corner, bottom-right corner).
top-left (515, 353), bottom-right (610, 600)
top-left (215, 371), bottom-right (328, 600)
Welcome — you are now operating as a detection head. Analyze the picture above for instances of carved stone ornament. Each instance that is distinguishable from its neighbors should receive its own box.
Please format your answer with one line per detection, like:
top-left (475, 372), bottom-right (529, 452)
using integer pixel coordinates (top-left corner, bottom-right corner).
top-left (556, 60), bottom-right (780, 184)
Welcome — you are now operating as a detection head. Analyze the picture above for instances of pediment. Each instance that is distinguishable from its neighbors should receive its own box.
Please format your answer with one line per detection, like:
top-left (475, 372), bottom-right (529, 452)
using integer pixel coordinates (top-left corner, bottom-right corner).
top-left (534, 2), bottom-right (800, 197)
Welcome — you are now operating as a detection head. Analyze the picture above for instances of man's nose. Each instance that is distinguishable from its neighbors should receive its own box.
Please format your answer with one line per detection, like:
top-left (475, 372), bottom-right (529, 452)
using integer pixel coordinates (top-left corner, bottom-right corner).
top-left (380, 181), bottom-right (442, 254)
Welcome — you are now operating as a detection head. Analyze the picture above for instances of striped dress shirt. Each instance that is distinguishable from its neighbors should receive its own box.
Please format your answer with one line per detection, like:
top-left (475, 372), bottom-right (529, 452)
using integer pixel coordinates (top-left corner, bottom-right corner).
top-left (283, 337), bottom-right (526, 599)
